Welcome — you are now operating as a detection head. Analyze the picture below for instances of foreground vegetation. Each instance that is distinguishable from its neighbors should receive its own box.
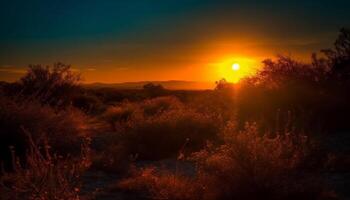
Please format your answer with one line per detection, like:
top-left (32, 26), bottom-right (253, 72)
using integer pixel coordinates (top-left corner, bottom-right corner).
top-left (1, 28), bottom-right (350, 199)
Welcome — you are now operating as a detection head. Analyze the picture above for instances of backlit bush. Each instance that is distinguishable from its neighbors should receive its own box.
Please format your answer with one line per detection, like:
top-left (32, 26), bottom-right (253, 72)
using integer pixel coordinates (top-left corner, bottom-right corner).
top-left (191, 122), bottom-right (333, 199)
top-left (118, 122), bottom-right (335, 200)
top-left (102, 101), bottom-right (141, 131)
top-left (6, 63), bottom-right (81, 107)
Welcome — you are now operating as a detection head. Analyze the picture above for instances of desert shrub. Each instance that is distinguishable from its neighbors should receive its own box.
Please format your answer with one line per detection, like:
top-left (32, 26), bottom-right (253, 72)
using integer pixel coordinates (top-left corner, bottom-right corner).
top-left (190, 122), bottom-right (334, 200)
top-left (141, 96), bottom-right (183, 116)
top-left (8, 63), bottom-right (81, 107)
top-left (0, 96), bottom-right (89, 169)
top-left (99, 96), bottom-right (220, 161)
top-left (123, 108), bottom-right (220, 160)
top-left (94, 97), bottom-right (187, 170)
top-left (187, 90), bottom-right (235, 122)
top-left (102, 101), bottom-right (141, 131)
top-left (118, 166), bottom-right (201, 200)
top-left (101, 96), bottom-right (184, 131)
top-left (72, 92), bottom-right (105, 115)
top-left (0, 132), bottom-right (91, 200)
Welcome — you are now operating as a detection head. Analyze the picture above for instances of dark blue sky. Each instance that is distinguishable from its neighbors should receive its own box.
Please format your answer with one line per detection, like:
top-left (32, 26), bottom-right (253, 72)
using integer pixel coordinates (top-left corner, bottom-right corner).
top-left (1, 0), bottom-right (349, 82)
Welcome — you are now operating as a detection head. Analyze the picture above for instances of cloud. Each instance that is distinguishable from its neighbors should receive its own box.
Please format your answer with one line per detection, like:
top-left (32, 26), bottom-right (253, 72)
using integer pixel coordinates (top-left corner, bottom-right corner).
top-left (0, 65), bottom-right (26, 74)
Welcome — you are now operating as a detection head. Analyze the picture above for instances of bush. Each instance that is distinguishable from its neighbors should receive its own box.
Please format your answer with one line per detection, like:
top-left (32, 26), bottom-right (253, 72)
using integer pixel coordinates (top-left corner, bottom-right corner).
top-left (101, 96), bottom-right (188, 133)
top-left (102, 101), bottom-right (141, 131)
top-left (123, 109), bottom-right (219, 160)
top-left (190, 122), bottom-right (334, 200)
top-left (141, 96), bottom-right (183, 116)
top-left (72, 93), bottom-right (105, 115)
top-left (98, 96), bottom-right (220, 161)
top-left (0, 96), bottom-right (89, 169)
top-left (187, 90), bottom-right (235, 122)
top-left (237, 28), bottom-right (350, 131)
top-left (11, 63), bottom-right (80, 107)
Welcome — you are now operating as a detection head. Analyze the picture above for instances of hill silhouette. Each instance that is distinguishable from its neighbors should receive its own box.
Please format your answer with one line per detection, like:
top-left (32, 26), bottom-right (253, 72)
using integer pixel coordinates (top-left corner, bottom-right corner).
top-left (84, 80), bottom-right (215, 90)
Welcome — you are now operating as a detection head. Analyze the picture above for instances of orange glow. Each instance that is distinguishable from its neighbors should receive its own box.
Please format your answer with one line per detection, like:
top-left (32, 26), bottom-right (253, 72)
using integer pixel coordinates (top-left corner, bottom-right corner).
top-left (211, 56), bottom-right (258, 83)
top-left (1, 34), bottom-right (312, 85)
top-left (77, 36), bottom-right (282, 84)
top-left (80, 52), bottom-right (261, 85)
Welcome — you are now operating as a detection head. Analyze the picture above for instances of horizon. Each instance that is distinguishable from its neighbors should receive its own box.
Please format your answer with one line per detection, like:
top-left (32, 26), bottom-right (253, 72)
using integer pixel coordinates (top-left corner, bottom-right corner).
top-left (84, 80), bottom-right (217, 90)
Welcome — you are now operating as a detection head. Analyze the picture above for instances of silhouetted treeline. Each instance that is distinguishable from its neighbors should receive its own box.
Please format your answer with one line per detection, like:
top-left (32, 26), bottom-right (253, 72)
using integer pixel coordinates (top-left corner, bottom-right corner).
top-left (236, 28), bottom-right (350, 132)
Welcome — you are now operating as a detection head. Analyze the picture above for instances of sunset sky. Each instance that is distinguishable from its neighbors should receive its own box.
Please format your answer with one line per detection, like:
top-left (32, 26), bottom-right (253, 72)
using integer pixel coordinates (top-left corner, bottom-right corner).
top-left (1, 0), bottom-right (349, 83)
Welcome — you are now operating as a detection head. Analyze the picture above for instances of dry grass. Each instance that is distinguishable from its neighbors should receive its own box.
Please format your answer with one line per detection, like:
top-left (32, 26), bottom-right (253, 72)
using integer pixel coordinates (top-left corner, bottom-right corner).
top-left (0, 131), bottom-right (91, 200)
top-left (102, 96), bottom-right (183, 130)
top-left (118, 166), bottom-right (201, 200)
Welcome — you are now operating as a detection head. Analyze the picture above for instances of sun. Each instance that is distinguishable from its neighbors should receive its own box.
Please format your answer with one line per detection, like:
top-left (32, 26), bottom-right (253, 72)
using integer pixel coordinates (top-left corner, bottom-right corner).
top-left (213, 57), bottom-right (257, 83)
top-left (232, 63), bottom-right (240, 71)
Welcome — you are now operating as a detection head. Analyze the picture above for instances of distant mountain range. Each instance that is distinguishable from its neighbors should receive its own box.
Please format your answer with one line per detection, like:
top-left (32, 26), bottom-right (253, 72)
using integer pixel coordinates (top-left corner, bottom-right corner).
top-left (84, 80), bottom-right (215, 90)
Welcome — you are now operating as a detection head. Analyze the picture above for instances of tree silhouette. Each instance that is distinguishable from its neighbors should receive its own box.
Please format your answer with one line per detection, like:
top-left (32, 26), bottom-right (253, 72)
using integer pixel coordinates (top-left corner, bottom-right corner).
top-left (215, 78), bottom-right (234, 90)
top-left (322, 28), bottom-right (350, 84)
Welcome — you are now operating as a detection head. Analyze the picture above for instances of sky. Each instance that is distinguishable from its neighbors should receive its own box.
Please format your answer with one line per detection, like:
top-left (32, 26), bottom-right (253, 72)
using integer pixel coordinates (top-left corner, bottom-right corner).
top-left (0, 0), bottom-right (349, 83)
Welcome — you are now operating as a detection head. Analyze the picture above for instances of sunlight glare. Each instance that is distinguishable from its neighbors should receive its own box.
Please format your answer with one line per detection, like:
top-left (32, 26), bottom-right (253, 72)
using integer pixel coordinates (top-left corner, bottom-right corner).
top-left (232, 63), bottom-right (240, 71)
top-left (214, 57), bottom-right (257, 83)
